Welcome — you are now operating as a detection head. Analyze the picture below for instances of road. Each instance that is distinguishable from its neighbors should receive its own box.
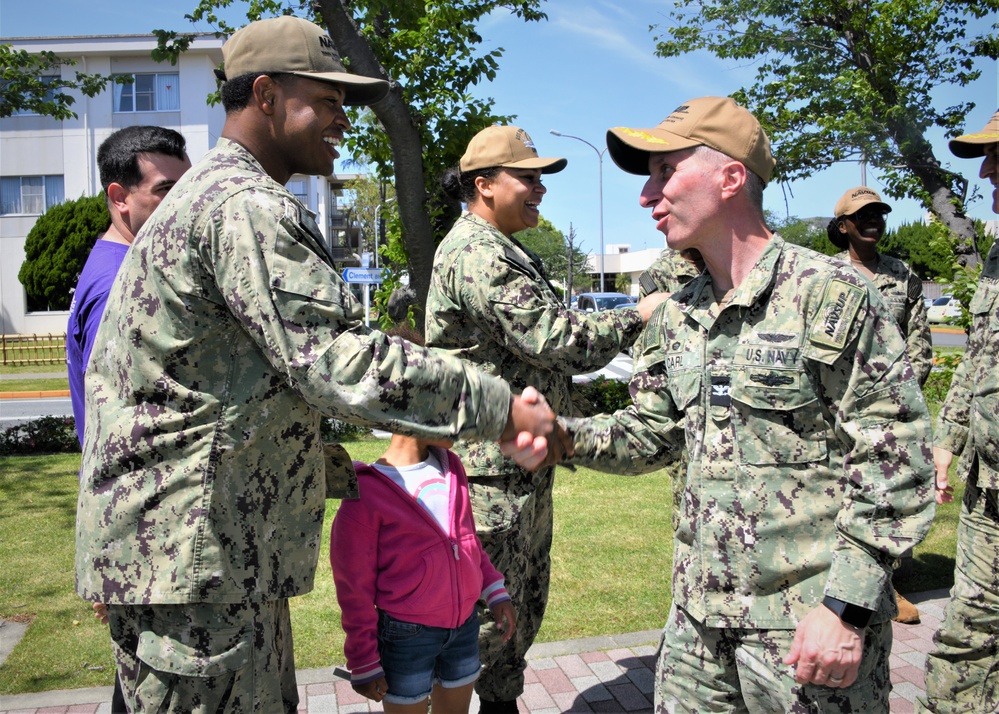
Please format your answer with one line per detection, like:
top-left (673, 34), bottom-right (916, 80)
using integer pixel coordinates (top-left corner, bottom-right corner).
top-left (0, 396), bottom-right (72, 427)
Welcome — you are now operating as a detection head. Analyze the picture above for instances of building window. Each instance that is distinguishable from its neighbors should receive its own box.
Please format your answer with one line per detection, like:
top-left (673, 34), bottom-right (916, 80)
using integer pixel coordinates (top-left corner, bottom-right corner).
top-left (286, 179), bottom-right (308, 204)
top-left (0, 176), bottom-right (64, 215)
top-left (9, 76), bottom-right (58, 116)
top-left (112, 73), bottom-right (180, 112)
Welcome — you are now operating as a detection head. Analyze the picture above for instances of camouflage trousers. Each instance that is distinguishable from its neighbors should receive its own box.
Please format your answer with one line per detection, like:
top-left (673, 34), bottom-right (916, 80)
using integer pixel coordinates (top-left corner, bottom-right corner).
top-left (106, 599), bottom-right (298, 713)
top-left (920, 472), bottom-right (999, 713)
top-left (655, 603), bottom-right (892, 713)
top-left (468, 467), bottom-right (555, 702)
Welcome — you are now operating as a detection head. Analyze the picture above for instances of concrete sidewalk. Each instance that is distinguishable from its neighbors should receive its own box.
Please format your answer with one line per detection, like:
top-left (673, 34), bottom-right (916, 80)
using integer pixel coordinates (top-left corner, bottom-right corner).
top-left (0, 589), bottom-right (951, 713)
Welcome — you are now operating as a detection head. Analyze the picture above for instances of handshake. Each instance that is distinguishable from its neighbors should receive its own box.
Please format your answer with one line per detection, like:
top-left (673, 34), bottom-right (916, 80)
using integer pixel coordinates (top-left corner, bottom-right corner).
top-left (499, 386), bottom-right (573, 470)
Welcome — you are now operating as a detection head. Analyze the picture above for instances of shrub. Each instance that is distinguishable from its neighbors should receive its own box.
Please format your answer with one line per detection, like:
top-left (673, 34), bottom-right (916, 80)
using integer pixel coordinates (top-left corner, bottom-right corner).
top-left (0, 416), bottom-right (80, 455)
top-left (571, 376), bottom-right (632, 417)
top-left (923, 351), bottom-right (962, 404)
top-left (320, 417), bottom-right (371, 442)
top-left (18, 194), bottom-right (110, 311)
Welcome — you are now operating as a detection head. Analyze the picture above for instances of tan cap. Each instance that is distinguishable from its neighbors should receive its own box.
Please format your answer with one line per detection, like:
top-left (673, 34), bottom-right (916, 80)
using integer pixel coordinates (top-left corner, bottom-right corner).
top-left (221, 16), bottom-right (388, 106)
top-left (460, 125), bottom-right (567, 174)
top-left (834, 186), bottom-right (892, 218)
top-left (949, 110), bottom-right (999, 158)
top-left (606, 96), bottom-right (776, 185)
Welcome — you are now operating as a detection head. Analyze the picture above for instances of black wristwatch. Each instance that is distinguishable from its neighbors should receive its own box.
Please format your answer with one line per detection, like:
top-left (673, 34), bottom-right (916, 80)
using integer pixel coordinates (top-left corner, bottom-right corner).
top-left (822, 596), bottom-right (874, 629)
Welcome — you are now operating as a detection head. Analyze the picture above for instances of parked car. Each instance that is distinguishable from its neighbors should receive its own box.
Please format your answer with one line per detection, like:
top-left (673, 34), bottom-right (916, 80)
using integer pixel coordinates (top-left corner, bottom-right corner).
top-left (575, 292), bottom-right (634, 312)
top-left (927, 295), bottom-right (963, 324)
top-left (923, 296), bottom-right (934, 310)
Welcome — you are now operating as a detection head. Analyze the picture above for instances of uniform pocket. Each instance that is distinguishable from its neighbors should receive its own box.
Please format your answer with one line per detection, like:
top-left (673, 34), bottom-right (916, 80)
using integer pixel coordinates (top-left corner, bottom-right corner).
top-left (136, 621), bottom-right (251, 678)
top-left (729, 368), bottom-right (828, 466)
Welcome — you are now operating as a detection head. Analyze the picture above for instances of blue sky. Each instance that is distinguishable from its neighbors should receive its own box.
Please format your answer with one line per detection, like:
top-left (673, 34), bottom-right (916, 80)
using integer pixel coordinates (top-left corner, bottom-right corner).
top-left (3, 0), bottom-right (996, 254)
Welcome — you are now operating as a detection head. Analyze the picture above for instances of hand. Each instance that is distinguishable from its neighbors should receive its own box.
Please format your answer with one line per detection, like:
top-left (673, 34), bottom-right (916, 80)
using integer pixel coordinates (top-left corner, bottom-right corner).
top-left (500, 420), bottom-right (573, 470)
top-left (93, 602), bottom-right (109, 625)
top-left (932, 446), bottom-right (955, 504)
top-left (783, 603), bottom-right (865, 688)
top-left (636, 291), bottom-right (670, 322)
top-left (501, 386), bottom-right (555, 442)
top-left (500, 430), bottom-right (549, 470)
top-left (490, 600), bottom-right (517, 642)
top-left (353, 675), bottom-right (388, 702)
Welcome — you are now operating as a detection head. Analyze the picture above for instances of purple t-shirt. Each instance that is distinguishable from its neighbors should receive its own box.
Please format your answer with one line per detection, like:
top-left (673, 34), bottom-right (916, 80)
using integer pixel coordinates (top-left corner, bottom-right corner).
top-left (67, 238), bottom-right (129, 444)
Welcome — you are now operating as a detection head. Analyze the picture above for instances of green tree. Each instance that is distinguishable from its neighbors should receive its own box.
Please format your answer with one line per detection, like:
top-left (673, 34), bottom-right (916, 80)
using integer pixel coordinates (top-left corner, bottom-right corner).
top-left (18, 195), bottom-right (110, 311)
top-left (653, 0), bottom-right (997, 267)
top-left (342, 172), bottom-right (397, 261)
top-left (768, 213), bottom-right (835, 255)
top-left (0, 45), bottom-right (118, 119)
top-left (166, 0), bottom-right (547, 307)
top-left (516, 216), bottom-right (590, 296)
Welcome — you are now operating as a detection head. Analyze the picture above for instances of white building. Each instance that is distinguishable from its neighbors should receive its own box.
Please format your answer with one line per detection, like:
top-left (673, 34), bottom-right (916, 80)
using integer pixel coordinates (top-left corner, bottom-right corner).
top-left (0, 33), bottom-right (362, 336)
top-left (587, 244), bottom-right (664, 297)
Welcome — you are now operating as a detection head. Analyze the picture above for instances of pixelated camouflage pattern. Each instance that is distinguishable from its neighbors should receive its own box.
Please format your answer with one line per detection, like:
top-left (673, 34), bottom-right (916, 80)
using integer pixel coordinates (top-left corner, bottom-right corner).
top-left (324, 442), bottom-right (358, 500)
top-left (471, 473), bottom-right (553, 701)
top-left (109, 599), bottom-right (298, 713)
top-left (656, 603), bottom-right (892, 713)
top-left (921, 239), bottom-right (999, 713)
top-left (935, 240), bottom-right (999, 489)
top-left (920, 477), bottom-right (999, 713)
top-left (563, 235), bottom-right (935, 629)
top-left (639, 248), bottom-right (703, 298)
top-left (425, 210), bottom-right (642, 698)
top-left (834, 250), bottom-right (933, 386)
top-left (76, 140), bottom-right (512, 606)
top-left (637, 247), bottom-right (700, 530)
top-left (425, 211), bottom-right (644, 477)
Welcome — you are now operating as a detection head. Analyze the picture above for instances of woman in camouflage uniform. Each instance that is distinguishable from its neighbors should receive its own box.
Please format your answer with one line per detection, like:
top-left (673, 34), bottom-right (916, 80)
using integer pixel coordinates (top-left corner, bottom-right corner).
top-left (424, 125), bottom-right (665, 712)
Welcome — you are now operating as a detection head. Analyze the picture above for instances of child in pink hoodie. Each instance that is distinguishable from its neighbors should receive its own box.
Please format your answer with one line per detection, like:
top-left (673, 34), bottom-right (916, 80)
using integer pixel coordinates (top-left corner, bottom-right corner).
top-left (331, 427), bottom-right (517, 712)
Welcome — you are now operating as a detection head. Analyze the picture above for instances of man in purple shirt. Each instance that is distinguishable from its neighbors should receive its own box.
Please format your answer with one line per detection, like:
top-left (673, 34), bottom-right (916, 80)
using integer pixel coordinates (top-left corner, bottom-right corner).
top-left (67, 126), bottom-right (190, 444)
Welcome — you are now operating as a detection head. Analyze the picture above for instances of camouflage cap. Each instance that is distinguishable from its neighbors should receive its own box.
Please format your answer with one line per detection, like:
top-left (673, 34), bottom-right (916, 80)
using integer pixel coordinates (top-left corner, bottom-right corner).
top-left (606, 96), bottom-right (775, 185)
top-left (220, 16), bottom-right (388, 106)
top-left (834, 186), bottom-right (892, 219)
top-left (949, 110), bottom-right (999, 159)
top-left (460, 125), bottom-right (567, 174)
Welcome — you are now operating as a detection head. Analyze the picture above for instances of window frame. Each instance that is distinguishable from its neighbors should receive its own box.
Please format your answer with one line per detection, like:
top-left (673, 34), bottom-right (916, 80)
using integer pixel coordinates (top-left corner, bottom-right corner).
top-left (112, 72), bottom-right (181, 113)
top-left (0, 175), bottom-right (65, 216)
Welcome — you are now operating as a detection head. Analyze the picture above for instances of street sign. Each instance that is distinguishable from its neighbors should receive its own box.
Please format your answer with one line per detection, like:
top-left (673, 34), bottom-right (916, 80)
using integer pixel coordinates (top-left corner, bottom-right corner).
top-left (341, 267), bottom-right (384, 284)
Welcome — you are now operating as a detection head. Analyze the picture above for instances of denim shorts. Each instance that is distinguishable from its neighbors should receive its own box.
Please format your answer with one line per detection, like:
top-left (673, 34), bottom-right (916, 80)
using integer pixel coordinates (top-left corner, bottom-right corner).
top-left (377, 609), bottom-right (481, 704)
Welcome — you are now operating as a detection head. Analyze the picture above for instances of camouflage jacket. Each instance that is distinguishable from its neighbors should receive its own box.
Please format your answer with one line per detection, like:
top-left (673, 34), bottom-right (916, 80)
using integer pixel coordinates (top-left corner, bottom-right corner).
top-left (936, 240), bottom-right (999, 489)
top-left (76, 140), bottom-right (511, 605)
top-left (425, 211), bottom-right (644, 478)
top-left (563, 235), bottom-right (935, 629)
top-left (834, 251), bottom-right (932, 386)
top-left (639, 248), bottom-right (703, 298)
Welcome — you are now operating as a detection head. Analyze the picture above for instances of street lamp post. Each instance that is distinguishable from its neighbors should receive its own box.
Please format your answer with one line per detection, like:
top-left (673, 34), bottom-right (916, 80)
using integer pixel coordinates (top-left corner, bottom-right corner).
top-left (550, 130), bottom-right (606, 293)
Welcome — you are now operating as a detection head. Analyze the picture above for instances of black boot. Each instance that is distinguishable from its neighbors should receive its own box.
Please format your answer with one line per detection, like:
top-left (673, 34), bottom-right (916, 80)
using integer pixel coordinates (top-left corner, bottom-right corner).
top-left (478, 698), bottom-right (519, 713)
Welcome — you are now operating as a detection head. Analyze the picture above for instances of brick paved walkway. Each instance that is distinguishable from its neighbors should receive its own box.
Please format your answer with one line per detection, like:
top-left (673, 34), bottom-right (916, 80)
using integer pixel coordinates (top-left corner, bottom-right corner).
top-left (0, 589), bottom-right (951, 713)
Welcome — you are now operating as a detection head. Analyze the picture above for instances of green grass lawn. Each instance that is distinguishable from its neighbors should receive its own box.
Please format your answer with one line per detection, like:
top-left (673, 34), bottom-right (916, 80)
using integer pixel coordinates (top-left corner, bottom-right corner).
top-left (0, 442), bottom-right (676, 694)
top-left (0, 421), bottom-right (964, 695)
top-left (0, 363), bottom-right (69, 393)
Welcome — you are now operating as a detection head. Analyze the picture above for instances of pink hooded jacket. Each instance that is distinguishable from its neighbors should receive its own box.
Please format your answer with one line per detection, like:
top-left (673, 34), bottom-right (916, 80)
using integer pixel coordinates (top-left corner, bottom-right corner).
top-left (330, 447), bottom-right (508, 684)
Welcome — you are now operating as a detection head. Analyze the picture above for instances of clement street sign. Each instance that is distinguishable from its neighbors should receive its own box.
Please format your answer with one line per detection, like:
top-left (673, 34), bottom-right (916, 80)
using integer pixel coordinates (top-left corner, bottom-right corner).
top-left (341, 267), bottom-right (384, 284)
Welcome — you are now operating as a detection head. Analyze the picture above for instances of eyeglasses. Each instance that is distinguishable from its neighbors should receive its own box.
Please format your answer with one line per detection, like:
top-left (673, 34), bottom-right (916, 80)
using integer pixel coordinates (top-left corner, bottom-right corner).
top-left (848, 206), bottom-right (888, 222)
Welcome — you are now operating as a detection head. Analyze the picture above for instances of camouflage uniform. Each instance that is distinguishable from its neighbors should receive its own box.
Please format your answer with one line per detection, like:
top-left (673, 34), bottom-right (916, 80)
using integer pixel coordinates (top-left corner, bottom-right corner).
top-left (834, 250), bottom-right (933, 386)
top-left (638, 247), bottom-right (703, 299)
top-left (561, 235), bottom-right (936, 712)
top-left (638, 247), bottom-right (703, 528)
top-left (424, 210), bottom-right (645, 701)
top-left (76, 140), bottom-right (513, 711)
top-left (921, 240), bottom-right (999, 714)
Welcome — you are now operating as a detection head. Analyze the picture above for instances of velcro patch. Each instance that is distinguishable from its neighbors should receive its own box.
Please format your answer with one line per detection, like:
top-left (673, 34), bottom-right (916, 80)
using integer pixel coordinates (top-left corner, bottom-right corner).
top-left (710, 375), bottom-right (731, 406)
top-left (810, 279), bottom-right (864, 350)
